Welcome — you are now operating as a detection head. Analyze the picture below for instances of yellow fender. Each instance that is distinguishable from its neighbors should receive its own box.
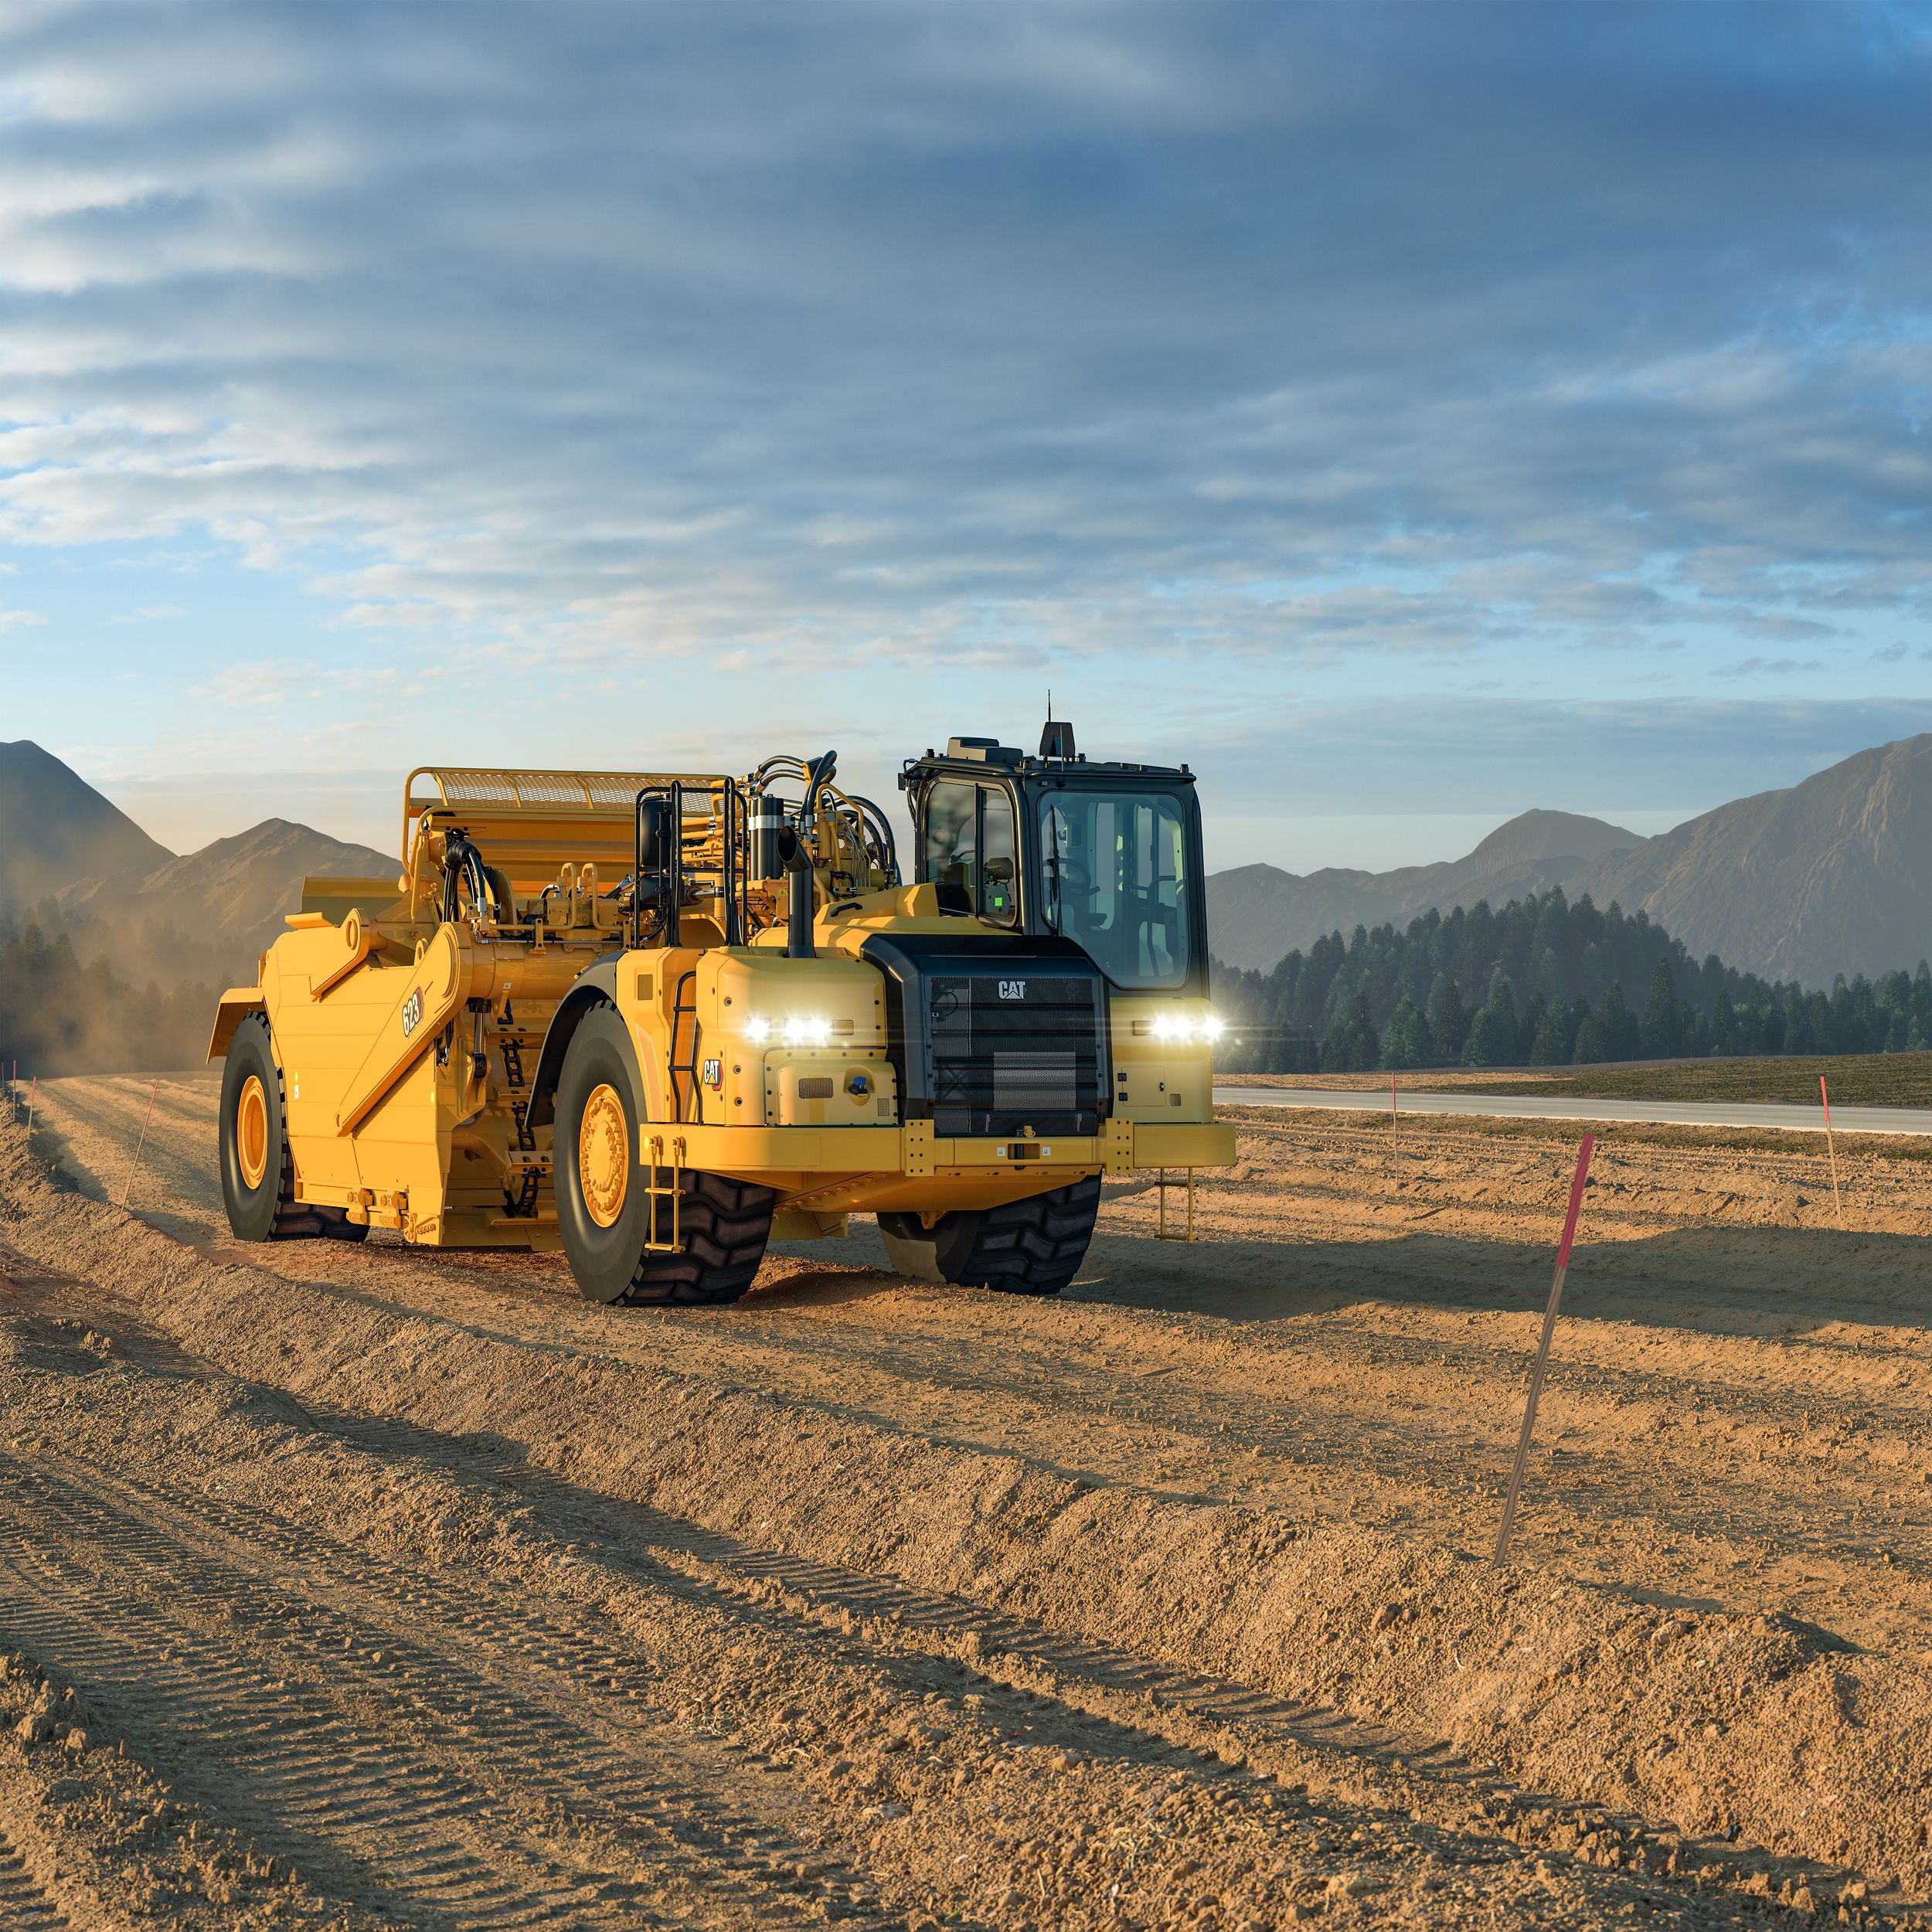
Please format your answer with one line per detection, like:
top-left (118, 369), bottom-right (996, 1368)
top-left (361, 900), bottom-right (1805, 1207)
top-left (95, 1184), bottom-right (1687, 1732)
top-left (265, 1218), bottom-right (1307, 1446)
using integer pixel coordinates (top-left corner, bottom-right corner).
top-left (206, 988), bottom-right (266, 1062)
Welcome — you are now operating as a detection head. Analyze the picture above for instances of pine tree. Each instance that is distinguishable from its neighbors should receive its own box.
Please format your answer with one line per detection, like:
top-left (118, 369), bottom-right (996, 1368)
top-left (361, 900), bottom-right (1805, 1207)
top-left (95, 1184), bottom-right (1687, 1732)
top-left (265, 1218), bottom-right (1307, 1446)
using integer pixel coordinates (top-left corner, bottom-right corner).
top-left (1530, 996), bottom-right (1573, 1065)
top-left (1379, 995), bottom-right (1433, 1070)
top-left (1598, 981), bottom-right (1638, 1060)
top-left (1711, 988), bottom-right (1736, 1056)
top-left (1429, 978), bottom-right (1469, 1060)
top-left (1321, 988), bottom-right (1379, 1073)
top-left (1461, 972), bottom-right (1519, 1067)
top-left (1641, 956), bottom-right (1682, 1059)
top-left (1519, 990), bottom-right (1547, 1063)
top-left (1573, 999), bottom-right (1610, 1066)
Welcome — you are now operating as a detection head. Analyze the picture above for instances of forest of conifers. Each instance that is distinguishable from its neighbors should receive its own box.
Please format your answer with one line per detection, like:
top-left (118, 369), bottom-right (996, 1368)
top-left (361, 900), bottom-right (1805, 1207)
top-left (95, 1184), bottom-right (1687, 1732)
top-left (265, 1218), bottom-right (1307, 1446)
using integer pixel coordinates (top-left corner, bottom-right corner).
top-left (1209, 886), bottom-right (1932, 1075)
top-left (9, 883), bottom-right (1932, 1082)
top-left (0, 919), bottom-right (222, 1078)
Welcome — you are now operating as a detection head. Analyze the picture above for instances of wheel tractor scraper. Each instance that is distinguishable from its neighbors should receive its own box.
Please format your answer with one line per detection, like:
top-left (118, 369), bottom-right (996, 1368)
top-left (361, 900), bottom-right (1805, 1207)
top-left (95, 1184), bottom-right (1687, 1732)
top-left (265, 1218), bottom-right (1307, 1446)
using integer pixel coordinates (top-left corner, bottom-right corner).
top-left (209, 724), bottom-right (1235, 1306)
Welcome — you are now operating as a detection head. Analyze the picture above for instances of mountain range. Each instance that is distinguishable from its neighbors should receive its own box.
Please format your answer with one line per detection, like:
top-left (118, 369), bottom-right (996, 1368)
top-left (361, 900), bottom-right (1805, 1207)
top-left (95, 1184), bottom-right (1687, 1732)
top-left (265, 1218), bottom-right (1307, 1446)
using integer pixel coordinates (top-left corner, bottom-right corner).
top-left (1208, 733), bottom-right (1932, 986)
top-left (0, 740), bottom-right (394, 971)
top-left (5, 733), bottom-right (1927, 994)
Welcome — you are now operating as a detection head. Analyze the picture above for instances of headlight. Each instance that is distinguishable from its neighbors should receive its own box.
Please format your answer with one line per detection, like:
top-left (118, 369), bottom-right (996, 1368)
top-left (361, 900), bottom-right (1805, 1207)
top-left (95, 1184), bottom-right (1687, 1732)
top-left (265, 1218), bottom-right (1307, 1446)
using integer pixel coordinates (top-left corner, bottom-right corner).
top-left (1148, 1010), bottom-right (1223, 1045)
top-left (743, 1015), bottom-right (832, 1046)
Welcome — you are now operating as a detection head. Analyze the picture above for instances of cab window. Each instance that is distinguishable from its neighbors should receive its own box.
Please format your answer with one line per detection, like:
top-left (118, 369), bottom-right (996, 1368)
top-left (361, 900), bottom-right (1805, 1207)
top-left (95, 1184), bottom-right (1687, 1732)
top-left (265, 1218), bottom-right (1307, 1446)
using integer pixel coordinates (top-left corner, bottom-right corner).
top-left (923, 780), bottom-right (1019, 927)
top-left (980, 788), bottom-right (1017, 926)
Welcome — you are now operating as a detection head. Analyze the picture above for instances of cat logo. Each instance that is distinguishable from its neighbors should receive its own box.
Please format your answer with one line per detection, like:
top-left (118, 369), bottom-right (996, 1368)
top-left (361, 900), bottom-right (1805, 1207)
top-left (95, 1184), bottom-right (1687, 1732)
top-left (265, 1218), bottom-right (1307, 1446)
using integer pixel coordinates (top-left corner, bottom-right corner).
top-left (998, 979), bottom-right (1027, 1000)
top-left (702, 1056), bottom-right (723, 1087)
top-left (400, 988), bottom-right (424, 1038)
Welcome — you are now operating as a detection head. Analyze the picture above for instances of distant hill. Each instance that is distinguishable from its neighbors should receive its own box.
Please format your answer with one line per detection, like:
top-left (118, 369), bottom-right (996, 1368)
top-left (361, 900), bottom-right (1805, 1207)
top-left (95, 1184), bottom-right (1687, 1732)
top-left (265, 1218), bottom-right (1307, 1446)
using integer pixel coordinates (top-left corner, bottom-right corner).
top-left (0, 739), bottom-right (174, 907)
top-left (1208, 735), bottom-right (1932, 983)
top-left (1569, 735), bottom-right (1932, 986)
top-left (55, 818), bottom-right (398, 961)
top-left (1208, 808), bottom-right (1642, 971)
top-left (0, 741), bottom-right (393, 971)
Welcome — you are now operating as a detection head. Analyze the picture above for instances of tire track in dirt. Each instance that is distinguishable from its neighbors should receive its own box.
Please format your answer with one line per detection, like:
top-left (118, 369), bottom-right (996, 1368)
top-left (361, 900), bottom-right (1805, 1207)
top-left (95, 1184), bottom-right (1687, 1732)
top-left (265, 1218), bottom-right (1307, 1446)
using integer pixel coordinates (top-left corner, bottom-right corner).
top-left (22, 1078), bottom-right (1932, 1619)
top-left (0, 1451), bottom-right (886, 1929)
top-left (0, 1820), bottom-right (68, 1929)
top-left (11, 1090), bottom-right (1932, 1917)
top-left (2, 1308), bottom-right (1827, 1930)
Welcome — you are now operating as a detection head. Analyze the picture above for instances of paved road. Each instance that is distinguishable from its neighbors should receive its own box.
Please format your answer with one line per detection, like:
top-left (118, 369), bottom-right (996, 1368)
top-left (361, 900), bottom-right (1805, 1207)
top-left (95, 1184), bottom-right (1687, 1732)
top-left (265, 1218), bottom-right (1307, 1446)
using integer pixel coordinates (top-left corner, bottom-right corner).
top-left (1214, 1084), bottom-right (1932, 1138)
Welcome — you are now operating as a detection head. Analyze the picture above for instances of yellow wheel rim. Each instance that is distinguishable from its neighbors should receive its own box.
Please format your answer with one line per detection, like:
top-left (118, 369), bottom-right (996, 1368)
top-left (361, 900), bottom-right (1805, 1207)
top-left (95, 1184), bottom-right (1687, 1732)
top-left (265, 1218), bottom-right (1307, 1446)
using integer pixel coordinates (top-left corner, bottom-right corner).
top-left (237, 1074), bottom-right (270, 1189)
top-left (578, 1083), bottom-right (630, 1229)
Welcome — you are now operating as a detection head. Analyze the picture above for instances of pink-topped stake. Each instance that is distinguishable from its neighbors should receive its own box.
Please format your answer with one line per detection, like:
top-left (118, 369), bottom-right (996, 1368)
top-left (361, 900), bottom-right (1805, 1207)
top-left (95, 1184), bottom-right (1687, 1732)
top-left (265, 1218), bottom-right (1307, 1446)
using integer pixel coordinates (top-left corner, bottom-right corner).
top-left (1821, 1075), bottom-right (1845, 1229)
top-left (121, 1078), bottom-right (160, 1208)
top-left (1494, 1134), bottom-right (1596, 1564)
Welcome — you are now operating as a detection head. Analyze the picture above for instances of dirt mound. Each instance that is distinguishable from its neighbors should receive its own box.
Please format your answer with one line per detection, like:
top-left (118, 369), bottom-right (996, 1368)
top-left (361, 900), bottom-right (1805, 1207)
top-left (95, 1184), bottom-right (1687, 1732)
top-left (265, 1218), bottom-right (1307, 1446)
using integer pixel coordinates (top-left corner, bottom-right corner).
top-left (5, 1108), bottom-right (1931, 1913)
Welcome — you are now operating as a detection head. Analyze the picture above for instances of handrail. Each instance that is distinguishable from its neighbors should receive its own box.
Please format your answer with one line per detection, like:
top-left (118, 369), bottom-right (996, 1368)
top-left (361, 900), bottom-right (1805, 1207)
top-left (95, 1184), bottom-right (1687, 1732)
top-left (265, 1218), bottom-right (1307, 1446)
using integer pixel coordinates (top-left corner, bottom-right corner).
top-left (633, 781), bottom-right (683, 951)
top-left (403, 764), bottom-right (727, 863)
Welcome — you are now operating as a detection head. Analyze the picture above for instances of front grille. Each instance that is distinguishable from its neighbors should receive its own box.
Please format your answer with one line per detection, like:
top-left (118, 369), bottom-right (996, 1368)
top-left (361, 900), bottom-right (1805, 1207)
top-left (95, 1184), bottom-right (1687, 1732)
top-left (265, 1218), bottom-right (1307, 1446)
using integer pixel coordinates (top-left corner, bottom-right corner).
top-left (928, 974), bottom-right (1100, 1134)
top-left (994, 1051), bottom-right (1077, 1117)
top-left (862, 935), bottom-right (1111, 1139)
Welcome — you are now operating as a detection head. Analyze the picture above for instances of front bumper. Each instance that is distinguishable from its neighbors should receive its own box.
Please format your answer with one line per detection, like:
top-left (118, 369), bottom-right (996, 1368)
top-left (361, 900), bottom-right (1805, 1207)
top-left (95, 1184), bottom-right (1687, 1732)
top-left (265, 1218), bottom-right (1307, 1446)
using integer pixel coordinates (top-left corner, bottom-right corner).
top-left (638, 1117), bottom-right (1235, 1197)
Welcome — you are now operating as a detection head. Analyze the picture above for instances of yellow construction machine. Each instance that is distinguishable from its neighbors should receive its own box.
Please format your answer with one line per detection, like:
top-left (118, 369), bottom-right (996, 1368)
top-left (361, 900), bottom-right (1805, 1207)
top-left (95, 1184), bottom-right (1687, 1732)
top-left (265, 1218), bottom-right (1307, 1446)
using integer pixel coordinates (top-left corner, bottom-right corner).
top-left (209, 723), bottom-right (1235, 1304)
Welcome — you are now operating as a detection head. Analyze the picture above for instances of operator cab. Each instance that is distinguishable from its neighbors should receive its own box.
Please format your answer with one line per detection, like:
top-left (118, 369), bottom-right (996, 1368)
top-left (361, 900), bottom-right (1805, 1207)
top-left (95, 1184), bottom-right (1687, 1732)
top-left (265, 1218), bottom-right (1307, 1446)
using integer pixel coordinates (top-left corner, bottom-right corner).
top-left (898, 722), bottom-right (1209, 998)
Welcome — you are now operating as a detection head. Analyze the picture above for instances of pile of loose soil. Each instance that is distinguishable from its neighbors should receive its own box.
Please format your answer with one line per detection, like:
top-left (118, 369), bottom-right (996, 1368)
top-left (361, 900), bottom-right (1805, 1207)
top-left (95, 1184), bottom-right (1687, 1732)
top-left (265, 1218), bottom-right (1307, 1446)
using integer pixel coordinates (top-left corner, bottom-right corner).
top-left (5, 1083), bottom-right (1932, 1924)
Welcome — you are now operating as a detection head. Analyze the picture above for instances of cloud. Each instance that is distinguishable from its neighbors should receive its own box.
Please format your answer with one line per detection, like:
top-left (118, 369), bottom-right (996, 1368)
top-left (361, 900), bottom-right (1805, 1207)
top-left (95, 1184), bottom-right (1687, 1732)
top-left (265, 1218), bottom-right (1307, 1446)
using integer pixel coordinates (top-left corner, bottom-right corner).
top-left (0, 0), bottom-right (1922, 686)
top-left (1713, 655), bottom-right (1825, 679)
top-left (194, 658), bottom-right (318, 706)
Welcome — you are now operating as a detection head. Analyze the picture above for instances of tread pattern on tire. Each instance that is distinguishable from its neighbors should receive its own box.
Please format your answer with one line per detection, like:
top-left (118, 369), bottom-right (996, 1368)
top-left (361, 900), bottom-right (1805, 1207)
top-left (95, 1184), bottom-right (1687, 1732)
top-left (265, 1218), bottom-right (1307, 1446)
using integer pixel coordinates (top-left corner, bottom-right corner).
top-left (554, 1002), bottom-right (774, 1307)
top-left (611, 1168), bottom-right (776, 1307)
top-left (884, 1174), bottom-right (1100, 1296)
top-left (229, 1015), bottom-right (368, 1243)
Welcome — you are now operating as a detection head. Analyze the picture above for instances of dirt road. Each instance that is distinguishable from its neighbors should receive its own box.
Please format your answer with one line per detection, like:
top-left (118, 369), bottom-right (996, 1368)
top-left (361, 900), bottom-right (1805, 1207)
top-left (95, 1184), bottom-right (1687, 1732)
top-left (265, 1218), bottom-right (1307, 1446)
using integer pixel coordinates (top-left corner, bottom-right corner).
top-left (2, 1073), bottom-right (1930, 1928)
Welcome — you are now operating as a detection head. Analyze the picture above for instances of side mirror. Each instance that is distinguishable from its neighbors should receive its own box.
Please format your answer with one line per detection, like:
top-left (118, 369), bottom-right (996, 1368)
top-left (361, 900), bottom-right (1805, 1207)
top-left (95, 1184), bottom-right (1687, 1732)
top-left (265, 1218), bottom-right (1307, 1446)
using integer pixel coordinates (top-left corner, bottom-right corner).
top-left (637, 798), bottom-right (671, 874)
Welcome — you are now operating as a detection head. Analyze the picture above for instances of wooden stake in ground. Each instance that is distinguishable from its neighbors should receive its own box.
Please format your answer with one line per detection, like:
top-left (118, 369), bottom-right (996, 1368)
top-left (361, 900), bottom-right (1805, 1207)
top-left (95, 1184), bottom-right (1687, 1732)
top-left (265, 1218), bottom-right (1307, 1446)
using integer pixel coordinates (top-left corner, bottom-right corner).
top-left (121, 1078), bottom-right (160, 1208)
top-left (1494, 1134), bottom-right (1596, 1565)
top-left (23, 1075), bottom-right (36, 1137)
top-left (1820, 1074), bottom-right (1845, 1229)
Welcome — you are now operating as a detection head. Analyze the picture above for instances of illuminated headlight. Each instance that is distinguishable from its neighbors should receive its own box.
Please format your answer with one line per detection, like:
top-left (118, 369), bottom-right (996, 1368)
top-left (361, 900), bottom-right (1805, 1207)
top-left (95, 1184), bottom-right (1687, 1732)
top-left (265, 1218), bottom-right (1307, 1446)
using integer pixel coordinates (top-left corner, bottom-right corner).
top-left (782, 1015), bottom-right (832, 1047)
top-left (1150, 1011), bottom-right (1225, 1045)
top-left (744, 1017), bottom-right (771, 1043)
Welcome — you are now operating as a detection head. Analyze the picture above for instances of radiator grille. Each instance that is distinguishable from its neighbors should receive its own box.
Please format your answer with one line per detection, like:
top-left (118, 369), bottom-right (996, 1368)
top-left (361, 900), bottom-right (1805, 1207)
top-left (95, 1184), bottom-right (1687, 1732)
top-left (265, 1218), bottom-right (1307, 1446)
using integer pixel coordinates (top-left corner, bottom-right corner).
top-left (928, 975), bottom-right (1100, 1135)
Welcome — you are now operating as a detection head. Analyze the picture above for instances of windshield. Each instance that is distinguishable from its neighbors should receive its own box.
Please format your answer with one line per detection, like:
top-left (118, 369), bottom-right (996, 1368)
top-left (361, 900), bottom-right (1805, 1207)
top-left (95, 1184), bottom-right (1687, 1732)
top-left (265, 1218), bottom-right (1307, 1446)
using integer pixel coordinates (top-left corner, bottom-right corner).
top-left (1038, 790), bottom-right (1192, 989)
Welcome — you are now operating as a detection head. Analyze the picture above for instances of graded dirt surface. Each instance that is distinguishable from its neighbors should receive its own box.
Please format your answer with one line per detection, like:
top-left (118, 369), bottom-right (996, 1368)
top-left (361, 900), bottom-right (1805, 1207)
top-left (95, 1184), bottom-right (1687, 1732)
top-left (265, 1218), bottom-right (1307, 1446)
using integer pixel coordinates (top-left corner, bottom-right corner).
top-left (2, 1076), bottom-right (1930, 1929)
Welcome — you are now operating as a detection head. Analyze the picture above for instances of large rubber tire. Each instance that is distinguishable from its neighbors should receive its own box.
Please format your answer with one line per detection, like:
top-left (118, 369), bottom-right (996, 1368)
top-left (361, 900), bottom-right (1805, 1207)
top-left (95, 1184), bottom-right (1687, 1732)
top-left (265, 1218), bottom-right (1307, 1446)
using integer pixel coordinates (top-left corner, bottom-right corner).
top-left (877, 1174), bottom-right (1100, 1297)
top-left (218, 1015), bottom-right (369, 1243)
top-left (554, 1004), bottom-right (776, 1306)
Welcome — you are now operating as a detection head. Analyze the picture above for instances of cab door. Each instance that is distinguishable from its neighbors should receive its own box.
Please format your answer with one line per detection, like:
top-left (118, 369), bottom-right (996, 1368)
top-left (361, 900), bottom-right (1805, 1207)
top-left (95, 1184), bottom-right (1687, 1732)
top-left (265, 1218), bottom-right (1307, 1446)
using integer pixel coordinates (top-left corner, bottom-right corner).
top-left (919, 779), bottom-right (1020, 927)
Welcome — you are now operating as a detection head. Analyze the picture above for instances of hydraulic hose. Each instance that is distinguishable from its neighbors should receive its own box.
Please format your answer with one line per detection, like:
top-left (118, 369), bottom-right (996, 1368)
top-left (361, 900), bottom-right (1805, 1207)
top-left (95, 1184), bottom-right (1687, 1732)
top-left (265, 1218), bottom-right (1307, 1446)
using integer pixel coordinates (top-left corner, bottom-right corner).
top-left (440, 835), bottom-right (492, 925)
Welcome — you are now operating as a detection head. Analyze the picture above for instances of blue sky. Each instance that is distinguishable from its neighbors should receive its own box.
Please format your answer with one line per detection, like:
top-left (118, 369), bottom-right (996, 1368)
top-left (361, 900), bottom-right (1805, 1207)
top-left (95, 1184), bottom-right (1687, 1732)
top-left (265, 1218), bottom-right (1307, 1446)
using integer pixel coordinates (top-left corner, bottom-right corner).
top-left (2, 0), bottom-right (1927, 871)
